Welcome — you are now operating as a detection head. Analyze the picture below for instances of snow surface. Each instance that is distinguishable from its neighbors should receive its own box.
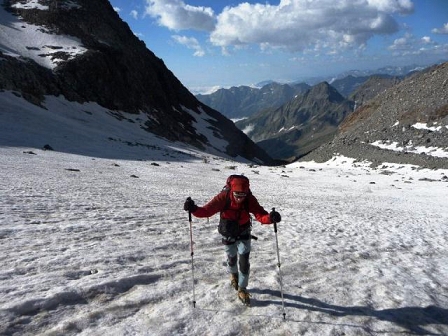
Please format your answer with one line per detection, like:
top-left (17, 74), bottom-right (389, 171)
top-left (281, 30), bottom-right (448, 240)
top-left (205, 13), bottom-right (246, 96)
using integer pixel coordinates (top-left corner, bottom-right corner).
top-left (370, 140), bottom-right (448, 159)
top-left (0, 3), bottom-right (86, 69)
top-left (412, 122), bottom-right (448, 133)
top-left (11, 0), bottom-right (48, 11)
top-left (1, 94), bottom-right (448, 335)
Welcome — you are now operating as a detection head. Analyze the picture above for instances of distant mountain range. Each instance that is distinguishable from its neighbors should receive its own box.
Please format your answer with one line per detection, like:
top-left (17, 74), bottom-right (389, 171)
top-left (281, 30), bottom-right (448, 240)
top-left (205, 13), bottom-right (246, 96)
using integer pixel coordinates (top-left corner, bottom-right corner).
top-left (195, 70), bottom-right (413, 160)
top-left (195, 65), bottom-right (423, 120)
top-left (235, 82), bottom-right (354, 160)
top-left (298, 64), bottom-right (430, 86)
top-left (196, 82), bottom-right (310, 119)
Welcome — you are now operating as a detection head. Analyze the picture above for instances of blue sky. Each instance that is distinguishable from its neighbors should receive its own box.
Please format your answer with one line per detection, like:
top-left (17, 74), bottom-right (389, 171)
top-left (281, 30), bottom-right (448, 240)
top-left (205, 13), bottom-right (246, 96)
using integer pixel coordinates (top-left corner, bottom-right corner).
top-left (108, 0), bottom-right (448, 93)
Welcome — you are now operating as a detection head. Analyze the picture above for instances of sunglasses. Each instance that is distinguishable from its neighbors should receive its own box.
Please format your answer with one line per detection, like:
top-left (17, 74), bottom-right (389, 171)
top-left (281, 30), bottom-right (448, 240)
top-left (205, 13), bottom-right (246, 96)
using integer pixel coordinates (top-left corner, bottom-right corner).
top-left (233, 192), bottom-right (247, 199)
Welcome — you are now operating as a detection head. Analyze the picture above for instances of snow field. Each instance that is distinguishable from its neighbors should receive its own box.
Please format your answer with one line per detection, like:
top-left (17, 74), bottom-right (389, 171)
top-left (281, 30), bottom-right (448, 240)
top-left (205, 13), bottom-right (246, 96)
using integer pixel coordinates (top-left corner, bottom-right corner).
top-left (1, 147), bottom-right (447, 335)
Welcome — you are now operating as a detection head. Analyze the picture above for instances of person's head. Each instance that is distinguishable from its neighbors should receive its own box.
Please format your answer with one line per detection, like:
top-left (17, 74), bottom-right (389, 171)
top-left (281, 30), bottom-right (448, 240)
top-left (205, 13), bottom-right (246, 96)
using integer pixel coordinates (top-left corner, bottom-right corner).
top-left (232, 191), bottom-right (247, 203)
top-left (230, 176), bottom-right (250, 203)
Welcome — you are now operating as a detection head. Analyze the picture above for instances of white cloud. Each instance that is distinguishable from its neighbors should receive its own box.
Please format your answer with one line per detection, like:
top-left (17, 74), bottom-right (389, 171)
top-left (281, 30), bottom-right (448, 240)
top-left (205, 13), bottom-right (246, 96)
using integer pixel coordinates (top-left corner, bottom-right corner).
top-left (388, 33), bottom-right (446, 57)
top-left (388, 33), bottom-right (413, 51)
top-left (242, 123), bottom-right (255, 135)
top-left (208, 0), bottom-right (413, 53)
top-left (366, 0), bottom-right (414, 13)
top-left (432, 23), bottom-right (448, 34)
top-left (130, 10), bottom-right (138, 20)
top-left (144, 0), bottom-right (419, 57)
top-left (145, 0), bottom-right (215, 32)
top-left (421, 36), bottom-right (432, 44)
top-left (172, 35), bottom-right (205, 56)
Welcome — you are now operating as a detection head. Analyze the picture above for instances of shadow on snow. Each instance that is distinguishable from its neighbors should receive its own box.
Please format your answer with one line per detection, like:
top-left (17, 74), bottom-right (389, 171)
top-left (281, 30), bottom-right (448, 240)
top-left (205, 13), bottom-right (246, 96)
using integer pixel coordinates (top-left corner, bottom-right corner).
top-left (251, 288), bottom-right (448, 335)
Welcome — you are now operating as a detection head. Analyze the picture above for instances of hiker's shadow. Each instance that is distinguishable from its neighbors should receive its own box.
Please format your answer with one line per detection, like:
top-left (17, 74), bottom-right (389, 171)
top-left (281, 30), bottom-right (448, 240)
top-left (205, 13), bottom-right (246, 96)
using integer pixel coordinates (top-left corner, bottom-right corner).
top-left (251, 288), bottom-right (448, 335)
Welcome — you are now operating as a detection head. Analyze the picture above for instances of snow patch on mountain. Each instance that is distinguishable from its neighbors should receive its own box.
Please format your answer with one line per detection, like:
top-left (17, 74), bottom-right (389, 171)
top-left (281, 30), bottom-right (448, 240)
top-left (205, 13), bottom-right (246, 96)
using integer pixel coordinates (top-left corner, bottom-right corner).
top-left (0, 3), bottom-right (87, 69)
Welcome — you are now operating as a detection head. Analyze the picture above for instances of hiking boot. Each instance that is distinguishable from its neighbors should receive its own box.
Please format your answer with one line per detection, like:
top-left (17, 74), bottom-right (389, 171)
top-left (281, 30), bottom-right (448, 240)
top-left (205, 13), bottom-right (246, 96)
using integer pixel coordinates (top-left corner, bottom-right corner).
top-left (230, 273), bottom-right (238, 291)
top-left (238, 287), bottom-right (251, 306)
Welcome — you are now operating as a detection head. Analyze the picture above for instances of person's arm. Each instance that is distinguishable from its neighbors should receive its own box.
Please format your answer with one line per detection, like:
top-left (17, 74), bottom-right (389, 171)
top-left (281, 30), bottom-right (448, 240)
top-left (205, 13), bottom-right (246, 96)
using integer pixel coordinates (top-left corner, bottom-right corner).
top-left (192, 192), bottom-right (226, 218)
top-left (248, 195), bottom-right (272, 224)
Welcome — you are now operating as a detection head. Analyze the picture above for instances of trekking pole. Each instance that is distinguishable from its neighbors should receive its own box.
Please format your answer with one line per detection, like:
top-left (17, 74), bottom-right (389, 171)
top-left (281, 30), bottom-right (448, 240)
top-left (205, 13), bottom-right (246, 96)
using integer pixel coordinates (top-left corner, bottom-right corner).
top-left (272, 208), bottom-right (286, 320)
top-left (187, 198), bottom-right (196, 308)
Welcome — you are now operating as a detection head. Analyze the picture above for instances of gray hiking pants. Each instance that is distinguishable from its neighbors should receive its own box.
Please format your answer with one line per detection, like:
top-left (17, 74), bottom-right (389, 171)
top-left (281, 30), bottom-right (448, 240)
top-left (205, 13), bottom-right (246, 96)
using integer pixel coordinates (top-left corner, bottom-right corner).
top-left (225, 238), bottom-right (251, 289)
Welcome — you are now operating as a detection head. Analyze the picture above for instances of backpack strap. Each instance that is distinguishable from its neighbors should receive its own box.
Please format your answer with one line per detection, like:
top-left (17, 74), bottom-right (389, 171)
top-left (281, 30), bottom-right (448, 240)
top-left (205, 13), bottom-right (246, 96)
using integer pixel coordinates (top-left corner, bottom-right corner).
top-left (223, 189), bottom-right (231, 211)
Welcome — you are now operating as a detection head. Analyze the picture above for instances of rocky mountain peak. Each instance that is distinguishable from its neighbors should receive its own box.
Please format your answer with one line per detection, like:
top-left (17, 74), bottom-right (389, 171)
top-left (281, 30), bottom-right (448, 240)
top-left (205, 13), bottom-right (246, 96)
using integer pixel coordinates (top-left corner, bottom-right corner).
top-left (306, 81), bottom-right (345, 103)
top-left (0, 0), bottom-right (274, 164)
top-left (235, 81), bottom-right (354, 160)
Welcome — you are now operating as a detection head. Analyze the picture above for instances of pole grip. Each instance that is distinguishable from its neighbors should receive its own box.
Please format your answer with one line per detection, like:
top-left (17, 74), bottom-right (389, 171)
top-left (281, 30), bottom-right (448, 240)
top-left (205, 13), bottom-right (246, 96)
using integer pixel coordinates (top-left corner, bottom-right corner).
top-left (187, 197), bottom-right (193, 222)
top-left (272, 207), bottom-right (278, 233)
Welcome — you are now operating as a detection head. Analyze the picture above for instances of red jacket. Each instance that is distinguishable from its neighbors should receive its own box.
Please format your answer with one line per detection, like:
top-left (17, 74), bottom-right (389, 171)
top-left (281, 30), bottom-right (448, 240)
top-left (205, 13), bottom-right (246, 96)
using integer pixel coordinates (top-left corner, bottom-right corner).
top-left (192, 191), bottom-right (272, 225)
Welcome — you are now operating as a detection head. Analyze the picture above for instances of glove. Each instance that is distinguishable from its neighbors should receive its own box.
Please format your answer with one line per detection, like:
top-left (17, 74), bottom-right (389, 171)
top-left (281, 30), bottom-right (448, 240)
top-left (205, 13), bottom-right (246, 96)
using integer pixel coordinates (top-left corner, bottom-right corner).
top-left (270, 210), bottom-right (281, 223)
top-left (184, 197), bottom-right (198, 212)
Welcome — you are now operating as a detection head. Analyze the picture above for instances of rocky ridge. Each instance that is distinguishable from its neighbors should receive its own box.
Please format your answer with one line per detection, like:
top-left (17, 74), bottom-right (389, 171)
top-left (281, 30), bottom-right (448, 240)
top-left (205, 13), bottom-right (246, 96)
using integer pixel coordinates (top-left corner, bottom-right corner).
top-left (196, 82), bottom-right (310, 119)
top-left (301, 62), bottom-right (448, 169)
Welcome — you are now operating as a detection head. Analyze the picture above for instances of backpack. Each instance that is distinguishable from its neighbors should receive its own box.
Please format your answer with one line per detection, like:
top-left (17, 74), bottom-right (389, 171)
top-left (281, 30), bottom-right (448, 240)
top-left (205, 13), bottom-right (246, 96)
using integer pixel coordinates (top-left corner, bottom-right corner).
top-left (222, 174), bottom-right (251, 195)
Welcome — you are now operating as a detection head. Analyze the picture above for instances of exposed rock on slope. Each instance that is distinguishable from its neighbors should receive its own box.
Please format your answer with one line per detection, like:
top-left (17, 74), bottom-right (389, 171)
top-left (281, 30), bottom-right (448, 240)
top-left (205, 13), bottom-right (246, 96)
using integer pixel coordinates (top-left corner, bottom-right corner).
top-left (349, 75), bottom-right (402, 108)
top-left (301, 62), bottom-right (448, 169)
